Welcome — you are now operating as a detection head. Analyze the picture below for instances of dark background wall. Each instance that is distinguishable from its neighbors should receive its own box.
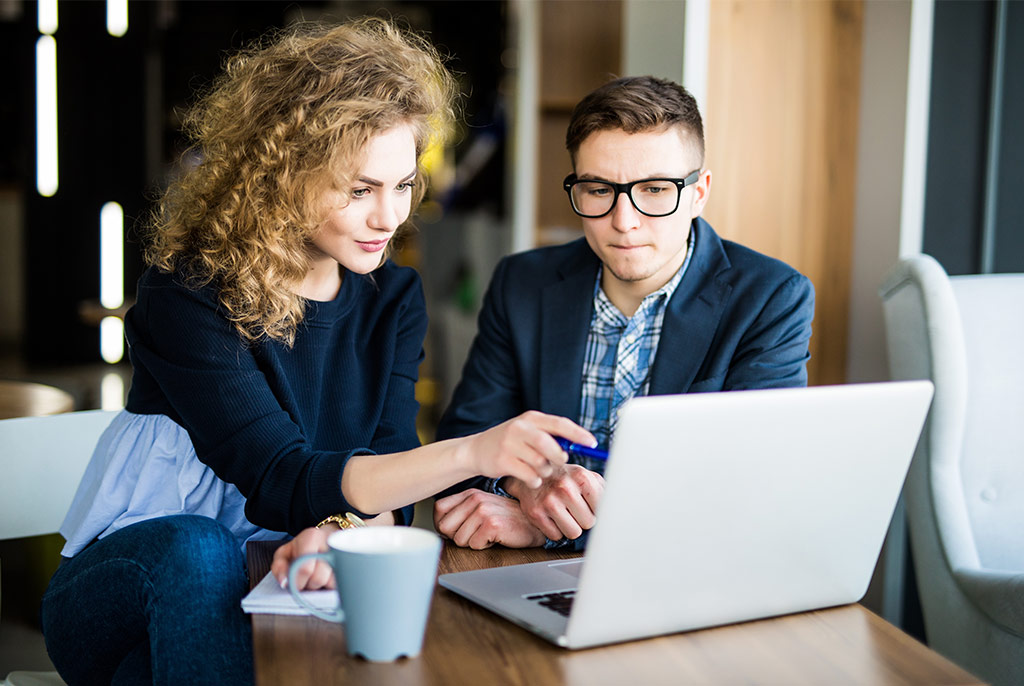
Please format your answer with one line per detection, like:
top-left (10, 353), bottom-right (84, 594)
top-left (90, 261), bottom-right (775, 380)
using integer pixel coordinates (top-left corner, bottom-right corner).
top-left (923, 0), bottom-right (1023, 276)
top-left (2, 0), bottom-right (507, 367)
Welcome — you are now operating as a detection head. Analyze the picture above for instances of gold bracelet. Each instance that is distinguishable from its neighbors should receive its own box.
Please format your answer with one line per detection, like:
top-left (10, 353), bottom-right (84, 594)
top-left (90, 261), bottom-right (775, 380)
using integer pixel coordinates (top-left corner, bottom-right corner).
top-left (315, 512), bottom-right (366, 530)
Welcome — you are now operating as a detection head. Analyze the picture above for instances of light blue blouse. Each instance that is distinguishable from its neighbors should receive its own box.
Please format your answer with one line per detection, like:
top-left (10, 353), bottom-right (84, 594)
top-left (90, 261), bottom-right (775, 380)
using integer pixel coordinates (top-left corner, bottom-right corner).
top-left (60, 411), bottom-right (288, 557)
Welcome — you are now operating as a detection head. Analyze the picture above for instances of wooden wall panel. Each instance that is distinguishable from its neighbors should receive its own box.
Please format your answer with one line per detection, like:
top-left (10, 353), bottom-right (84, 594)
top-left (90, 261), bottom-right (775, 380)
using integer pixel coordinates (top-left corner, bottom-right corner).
top-left (704, 1), bottom-right (863, 385)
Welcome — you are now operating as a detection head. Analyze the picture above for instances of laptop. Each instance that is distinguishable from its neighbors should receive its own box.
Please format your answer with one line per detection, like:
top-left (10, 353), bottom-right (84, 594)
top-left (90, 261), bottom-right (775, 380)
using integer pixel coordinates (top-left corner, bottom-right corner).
top-left (438, 380), bottom-right (934, 649)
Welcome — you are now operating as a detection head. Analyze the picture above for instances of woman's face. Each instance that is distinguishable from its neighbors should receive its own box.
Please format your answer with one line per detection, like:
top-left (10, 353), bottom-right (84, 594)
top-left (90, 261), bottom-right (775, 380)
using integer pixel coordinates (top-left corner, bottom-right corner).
top-left (310, 123), bottom-right (418, 275)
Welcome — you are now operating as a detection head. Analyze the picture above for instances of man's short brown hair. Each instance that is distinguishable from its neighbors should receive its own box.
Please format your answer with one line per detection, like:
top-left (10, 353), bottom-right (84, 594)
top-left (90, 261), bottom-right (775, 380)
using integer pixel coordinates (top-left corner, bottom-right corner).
top-left (565, 75), bottom-right (704, 167)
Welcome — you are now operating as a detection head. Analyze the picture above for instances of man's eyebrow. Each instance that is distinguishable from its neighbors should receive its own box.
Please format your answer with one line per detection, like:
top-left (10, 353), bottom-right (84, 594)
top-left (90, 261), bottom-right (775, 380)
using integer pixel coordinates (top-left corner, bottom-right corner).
top-left (576, 173), bottom-right (676, 182)
top-left (356, 170), bottom-right (417, 187)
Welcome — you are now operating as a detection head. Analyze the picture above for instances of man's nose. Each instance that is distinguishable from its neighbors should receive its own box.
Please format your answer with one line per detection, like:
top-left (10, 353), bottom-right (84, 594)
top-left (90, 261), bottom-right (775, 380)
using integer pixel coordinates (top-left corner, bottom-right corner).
top-left (609, 190), bottom-right (641, 231)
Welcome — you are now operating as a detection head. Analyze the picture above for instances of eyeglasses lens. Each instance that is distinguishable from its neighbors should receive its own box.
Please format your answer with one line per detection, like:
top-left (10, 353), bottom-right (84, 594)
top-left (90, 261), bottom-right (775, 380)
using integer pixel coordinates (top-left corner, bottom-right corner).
top-left (570, 180), bottom-right (680, 217)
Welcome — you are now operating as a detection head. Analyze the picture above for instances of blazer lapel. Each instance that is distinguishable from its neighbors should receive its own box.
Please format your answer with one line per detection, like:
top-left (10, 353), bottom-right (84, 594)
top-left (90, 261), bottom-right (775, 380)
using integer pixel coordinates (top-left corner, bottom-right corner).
top-left (650, 219), bottom-right (732, 395)
top-left (539, 242), bottom-right (598, 419)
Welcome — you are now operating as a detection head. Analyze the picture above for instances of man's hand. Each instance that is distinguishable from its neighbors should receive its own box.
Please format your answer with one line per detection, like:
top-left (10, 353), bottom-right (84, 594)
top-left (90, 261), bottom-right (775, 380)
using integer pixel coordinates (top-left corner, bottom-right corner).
top-left (505, 464), bottom-right (605, 541)
top-left (434, 489), bottom-right (547, 549)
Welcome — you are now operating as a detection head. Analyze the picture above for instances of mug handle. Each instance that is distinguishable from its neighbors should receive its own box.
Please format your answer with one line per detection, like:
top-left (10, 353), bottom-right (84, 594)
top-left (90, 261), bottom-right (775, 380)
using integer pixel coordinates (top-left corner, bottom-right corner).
top-left (287, 552), bottom-right (345, 623)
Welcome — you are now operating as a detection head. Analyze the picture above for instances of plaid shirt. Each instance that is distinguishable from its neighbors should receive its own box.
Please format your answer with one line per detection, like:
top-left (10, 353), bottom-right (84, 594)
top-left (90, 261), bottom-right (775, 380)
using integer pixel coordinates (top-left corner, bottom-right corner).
top-left (536, 238), bottom-right (693, 549)
top-left (576, 236), bottom-right (693, 472)
top-left (489, 235), bottom-right (694, 549)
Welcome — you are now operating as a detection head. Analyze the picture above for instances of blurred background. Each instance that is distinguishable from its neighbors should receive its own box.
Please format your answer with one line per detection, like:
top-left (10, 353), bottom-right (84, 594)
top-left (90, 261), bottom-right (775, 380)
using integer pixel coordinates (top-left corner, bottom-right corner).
top-left (0, 0), bottom-right (1021, 671)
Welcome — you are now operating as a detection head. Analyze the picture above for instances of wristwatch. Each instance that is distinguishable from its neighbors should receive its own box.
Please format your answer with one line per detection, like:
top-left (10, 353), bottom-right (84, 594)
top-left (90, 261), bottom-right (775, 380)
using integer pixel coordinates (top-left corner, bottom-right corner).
top-left (315, 512), bottom-right (366, 530)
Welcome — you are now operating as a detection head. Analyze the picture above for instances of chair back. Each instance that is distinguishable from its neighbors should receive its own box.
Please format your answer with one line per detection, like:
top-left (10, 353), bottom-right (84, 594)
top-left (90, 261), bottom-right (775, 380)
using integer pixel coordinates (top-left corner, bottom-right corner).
top-left (0, 410), bottom-right (117, 540)
top-left (952, 274), bottom-right (1024, 570)
top-left (881, 255), bottom-right (1024, 685)
top-left (879, 255), bottom-right (978, 571)
top-left (881, 260), bottom-right (1024, 569)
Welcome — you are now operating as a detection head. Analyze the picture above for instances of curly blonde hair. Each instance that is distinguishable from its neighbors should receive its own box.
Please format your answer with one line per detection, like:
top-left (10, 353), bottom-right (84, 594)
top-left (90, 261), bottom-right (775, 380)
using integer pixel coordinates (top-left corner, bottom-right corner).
top-left (147, 17), bottom-right (458, 345)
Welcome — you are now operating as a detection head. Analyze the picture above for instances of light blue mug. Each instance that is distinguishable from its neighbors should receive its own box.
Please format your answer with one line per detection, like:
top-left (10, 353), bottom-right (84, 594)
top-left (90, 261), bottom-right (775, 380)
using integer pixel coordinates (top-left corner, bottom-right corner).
top-left (288, 526), bottom-right (442, 662)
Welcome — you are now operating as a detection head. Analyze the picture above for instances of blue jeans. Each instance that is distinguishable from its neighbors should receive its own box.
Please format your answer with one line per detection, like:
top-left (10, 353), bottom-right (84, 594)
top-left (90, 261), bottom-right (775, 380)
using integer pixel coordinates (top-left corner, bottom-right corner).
top-left (41, 515), bottom-right (254, 685)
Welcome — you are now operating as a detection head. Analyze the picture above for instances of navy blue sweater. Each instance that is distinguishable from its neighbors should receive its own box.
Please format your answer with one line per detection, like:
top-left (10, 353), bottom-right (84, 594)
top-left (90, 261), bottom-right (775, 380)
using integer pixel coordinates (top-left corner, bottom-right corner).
top-left (124, 262), bottom-right (426, 534)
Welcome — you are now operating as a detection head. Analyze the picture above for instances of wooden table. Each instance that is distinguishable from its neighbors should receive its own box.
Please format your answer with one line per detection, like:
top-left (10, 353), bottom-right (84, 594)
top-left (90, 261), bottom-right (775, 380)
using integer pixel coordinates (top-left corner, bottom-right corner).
top-left (247, 541), bottom-right (979, 685)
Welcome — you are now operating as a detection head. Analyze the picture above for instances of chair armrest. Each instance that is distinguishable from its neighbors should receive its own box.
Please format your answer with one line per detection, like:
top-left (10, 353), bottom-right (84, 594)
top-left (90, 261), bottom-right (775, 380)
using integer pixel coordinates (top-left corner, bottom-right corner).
top-left (954, 566), bottom-right (1024, 637)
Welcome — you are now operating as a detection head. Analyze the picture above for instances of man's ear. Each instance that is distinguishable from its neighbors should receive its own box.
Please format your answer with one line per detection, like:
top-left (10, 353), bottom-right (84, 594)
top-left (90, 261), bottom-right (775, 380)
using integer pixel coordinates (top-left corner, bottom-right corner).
top-left (689, 169), bottom-right (712, 218)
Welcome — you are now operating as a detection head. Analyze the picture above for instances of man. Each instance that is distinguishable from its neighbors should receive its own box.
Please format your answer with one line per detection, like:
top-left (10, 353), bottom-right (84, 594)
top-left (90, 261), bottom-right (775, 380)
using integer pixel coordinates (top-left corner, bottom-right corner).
top-left (433, 76), bottom-right (814, 550)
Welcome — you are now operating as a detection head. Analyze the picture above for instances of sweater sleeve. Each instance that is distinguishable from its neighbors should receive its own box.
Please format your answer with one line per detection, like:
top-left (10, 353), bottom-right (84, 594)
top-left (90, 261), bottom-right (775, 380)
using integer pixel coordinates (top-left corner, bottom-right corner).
top-left (126, 277), bottom-right (369, 535)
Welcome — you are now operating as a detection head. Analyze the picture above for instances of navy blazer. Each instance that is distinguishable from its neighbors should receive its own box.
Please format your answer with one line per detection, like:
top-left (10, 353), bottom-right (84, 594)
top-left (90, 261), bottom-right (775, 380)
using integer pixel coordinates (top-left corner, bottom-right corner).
top-left (437, 217), bottom-right (815, 443)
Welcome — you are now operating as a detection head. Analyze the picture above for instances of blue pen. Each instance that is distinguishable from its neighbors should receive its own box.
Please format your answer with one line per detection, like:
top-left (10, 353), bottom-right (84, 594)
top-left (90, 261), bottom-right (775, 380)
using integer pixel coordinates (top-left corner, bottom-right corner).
top-left (554, 437), bottom-right (609, 462)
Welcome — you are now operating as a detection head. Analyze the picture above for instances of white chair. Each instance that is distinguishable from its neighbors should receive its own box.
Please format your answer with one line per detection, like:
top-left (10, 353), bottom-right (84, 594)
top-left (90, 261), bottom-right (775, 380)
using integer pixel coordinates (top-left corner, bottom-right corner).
top-left (879, 254), bottom-right (1024, 686)
top-left (0, 410), bottom-right (118, 686)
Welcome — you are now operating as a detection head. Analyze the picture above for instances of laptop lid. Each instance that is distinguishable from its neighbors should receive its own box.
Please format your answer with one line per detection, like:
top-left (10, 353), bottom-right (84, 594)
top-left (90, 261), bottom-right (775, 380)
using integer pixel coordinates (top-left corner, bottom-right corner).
top-left (441, 381), bottom-right (934, 649)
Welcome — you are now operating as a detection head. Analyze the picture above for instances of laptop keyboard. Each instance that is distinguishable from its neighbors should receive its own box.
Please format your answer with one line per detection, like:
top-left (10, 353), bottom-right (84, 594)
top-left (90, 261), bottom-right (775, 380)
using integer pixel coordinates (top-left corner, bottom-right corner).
top-left (525, 590), bottom-right (576, 617)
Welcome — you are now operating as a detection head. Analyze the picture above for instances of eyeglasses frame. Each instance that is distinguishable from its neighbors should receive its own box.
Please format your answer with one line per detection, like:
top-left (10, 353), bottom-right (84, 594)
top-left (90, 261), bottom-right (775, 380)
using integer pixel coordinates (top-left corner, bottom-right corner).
top-left (562, 170), bottom-right (702, 218)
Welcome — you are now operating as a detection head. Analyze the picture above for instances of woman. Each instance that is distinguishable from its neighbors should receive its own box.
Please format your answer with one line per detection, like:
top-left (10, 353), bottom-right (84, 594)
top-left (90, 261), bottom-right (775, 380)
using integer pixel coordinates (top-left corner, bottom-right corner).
top-left (42, 18), bottom-right (594, 685)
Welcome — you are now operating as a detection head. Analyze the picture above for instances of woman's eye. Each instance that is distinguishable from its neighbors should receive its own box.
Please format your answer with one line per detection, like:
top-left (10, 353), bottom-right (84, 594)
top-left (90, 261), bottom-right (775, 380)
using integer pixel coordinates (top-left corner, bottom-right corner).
top-left (396, 181), bottom-right (415, 193)
top-left (351, 188), bottom-right (370, 198)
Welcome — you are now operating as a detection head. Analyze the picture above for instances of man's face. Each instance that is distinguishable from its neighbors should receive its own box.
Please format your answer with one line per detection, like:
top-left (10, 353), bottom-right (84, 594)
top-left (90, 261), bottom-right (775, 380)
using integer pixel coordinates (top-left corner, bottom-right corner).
top-left (574, 126), bottom-right (710, 304)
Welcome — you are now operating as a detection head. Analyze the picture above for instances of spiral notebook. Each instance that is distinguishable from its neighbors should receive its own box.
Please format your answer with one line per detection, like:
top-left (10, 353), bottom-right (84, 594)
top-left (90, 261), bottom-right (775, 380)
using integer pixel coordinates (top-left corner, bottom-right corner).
top-left (241, 572), bottom-right (338, 616)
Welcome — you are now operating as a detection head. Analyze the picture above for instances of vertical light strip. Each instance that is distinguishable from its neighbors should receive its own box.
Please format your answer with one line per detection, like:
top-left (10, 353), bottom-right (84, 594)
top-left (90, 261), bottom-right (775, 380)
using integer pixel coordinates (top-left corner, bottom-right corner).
top-left (100, 201), bottom-right (124, 309)
top-left (36, 35), bottom-right (58, 197)
top-left (100, 202), bottom-right (125, 364)
top-left (509, 0), bottom-right (538, 253)
top-left (898, 0), bottom-right (935, 257)
top-left (100, 317), bottom-right (124, 364)
top-left (101, 371), bottom-right (126, 409)
top-left (38, 0), bottom-right (58, 35)
top-left (107, 0), bottom-right (128, 38)
top-left (682, 0), bottom-right (711, 117)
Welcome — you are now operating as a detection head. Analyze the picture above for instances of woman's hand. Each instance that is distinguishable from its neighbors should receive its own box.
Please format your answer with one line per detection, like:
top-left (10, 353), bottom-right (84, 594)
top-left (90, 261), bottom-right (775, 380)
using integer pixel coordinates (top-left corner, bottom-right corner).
top-left (271, 526), bottom-right (336, 591)
top-left (270, 512), bottom-right (396, 590)
top-left (461, 411), bottom-right (597, 488)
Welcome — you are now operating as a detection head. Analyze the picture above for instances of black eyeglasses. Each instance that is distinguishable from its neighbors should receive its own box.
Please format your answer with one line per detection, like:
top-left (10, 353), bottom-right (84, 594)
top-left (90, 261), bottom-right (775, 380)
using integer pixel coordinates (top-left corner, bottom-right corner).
top-left (563, 170), bottom-right (701, 218)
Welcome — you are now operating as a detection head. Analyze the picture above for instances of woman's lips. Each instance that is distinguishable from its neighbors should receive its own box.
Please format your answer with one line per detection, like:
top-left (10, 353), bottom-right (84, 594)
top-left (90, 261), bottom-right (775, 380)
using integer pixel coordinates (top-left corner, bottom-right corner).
top-left (356, 239), bottom-right (389, 253)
